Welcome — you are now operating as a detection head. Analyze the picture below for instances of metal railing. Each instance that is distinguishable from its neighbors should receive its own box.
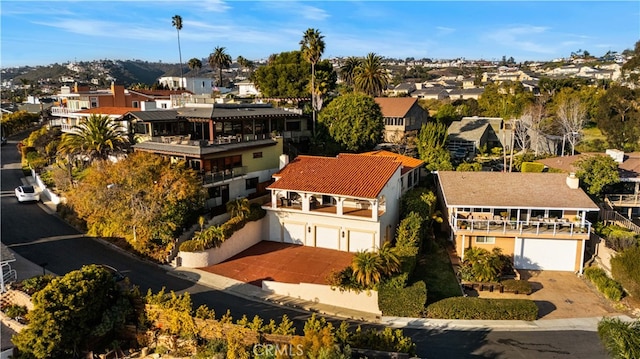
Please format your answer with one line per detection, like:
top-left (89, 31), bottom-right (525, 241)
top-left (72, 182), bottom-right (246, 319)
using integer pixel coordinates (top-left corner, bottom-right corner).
top-left (453, 217), bottom-right (591, 237)
top-left (605, 194), bottom-right (640, 207)
top-left (202, 166), bottom-right (248, 185)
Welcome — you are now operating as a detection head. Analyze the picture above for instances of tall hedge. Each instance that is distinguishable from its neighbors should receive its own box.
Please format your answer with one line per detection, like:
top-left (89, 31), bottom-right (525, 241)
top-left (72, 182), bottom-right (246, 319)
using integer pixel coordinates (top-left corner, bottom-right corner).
top-left (426, 297), bottom-right (538, 320)
top-left (378, 280), bottom-right (426, 317)
top-left (611, 246), bottom-right (640, 298)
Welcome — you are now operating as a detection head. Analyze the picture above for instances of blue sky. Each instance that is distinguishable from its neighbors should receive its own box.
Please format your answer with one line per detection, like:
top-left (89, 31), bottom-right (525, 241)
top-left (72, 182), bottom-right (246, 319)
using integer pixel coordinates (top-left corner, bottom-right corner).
top-left (1, 1), bottom-right (639, 68)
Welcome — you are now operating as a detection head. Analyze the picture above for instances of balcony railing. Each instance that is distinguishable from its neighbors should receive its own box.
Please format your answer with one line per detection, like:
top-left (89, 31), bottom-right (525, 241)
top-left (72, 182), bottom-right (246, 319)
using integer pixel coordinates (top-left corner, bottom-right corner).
top-left (452, 217), bottom-right (591, 237)
top-left (144, 133), bottom-right (274, 147)
top-left (605, 194), bottom-right (640, 207)
top-left (201, 166), bottom-right (247, 185)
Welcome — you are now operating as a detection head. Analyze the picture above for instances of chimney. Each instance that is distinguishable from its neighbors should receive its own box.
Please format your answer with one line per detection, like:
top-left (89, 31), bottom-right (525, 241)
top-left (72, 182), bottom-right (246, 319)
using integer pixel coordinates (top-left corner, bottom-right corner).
top-left (566, 172), bottom-right (579, 189)
top-left (279, 154), bottom-right (289, 170)
top-left (606, 149), bottom-right (624, 163)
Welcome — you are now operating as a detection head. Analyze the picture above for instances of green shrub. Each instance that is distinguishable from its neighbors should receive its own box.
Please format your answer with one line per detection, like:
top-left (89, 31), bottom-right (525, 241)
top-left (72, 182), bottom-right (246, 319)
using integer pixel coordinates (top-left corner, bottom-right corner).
top-left (220, 216), bottom-right (247, 239)
top-left (179, 239), bottom-right (205, 252)
top-left (3, 304), bottom-right (28, 319)
top-left (612, 247), bottom-right (640, 298)
top-left (349, 327), bottom-right (416, 356)
top-left (584, 267), bottom-right (624, 301)
top-left (326, 266), bottom-right (366, 293)
top-left (426, 297), bottom-right (538, 320)
top-left (246, 203), bottom-right (266, 221)
top-left (378, 280), bottom-right (426, 317)
top-left (520, 162), bottom-right (545, 172)
top-left (381, 272), bottom-right (409, 290)
top-left (501, 279), bottom-right (533, 294)
top-left (20, 275), bottom-right (55, 295)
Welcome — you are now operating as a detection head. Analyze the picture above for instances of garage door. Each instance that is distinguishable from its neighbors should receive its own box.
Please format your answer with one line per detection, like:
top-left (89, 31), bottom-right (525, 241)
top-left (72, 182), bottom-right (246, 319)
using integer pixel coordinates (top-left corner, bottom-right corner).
top-left (514, 238), bottom-right (577, 271)
top-left (315, 226), bottom-right (340, 250)
top-left (348, 231), bottom-right (374, 252)
top-left (283, 222), bottom-right (305, 245)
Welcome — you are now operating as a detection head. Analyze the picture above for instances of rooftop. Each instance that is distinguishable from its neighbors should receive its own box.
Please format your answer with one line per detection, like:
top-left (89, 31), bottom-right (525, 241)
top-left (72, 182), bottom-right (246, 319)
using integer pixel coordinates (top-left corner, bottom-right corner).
top-left (374, 97), bottom-right (418, 118)
top-left (437, 171), bottom-right (599, 210)
top-left (268, 154), bottom-right (401, 199)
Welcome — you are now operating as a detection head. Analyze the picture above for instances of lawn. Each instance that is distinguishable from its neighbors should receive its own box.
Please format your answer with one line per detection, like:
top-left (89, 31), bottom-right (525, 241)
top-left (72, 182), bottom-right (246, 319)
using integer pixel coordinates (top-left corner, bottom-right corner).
top-left (413, 237), bottom-right (463, 305)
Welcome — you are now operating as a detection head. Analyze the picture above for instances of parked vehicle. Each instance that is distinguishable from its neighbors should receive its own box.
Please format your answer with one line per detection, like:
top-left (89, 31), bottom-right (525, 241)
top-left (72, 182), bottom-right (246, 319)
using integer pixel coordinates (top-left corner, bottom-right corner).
top-left (15, 185), bottom-right (40, 203)
top-left (96, 264), bottom-right (126, 282)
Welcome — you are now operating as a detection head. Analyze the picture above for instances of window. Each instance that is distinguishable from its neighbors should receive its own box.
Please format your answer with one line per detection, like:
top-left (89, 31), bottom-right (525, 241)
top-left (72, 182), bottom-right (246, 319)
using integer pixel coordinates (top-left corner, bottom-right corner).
top-left (90, 97), bottom-right (98, 108)
top-left (253, 152), bottom-right (263, 159)
top-left (548, 210), bottom-right (563, 219)
top-left (475, 236), bottom-right (496, 244)
top-left (208, 186), bottom-right (221, 198)
top-left (246, 177), bottom-right (259, 190)
top-left (473, 208), bottom-right (491, 213)
top-left (132, 101), bottom-right (139, 108)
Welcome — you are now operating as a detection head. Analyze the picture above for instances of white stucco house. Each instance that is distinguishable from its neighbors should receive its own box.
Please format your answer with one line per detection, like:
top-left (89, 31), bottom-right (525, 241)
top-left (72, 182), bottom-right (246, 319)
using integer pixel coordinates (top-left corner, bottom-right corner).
top-left (263, 153), bottom-right (412, 252)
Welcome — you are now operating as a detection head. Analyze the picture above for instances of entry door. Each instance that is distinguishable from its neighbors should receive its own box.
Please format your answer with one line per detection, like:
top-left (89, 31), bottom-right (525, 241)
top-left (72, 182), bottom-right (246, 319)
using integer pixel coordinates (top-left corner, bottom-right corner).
top-left (221, 185), bottom-right (229, 204)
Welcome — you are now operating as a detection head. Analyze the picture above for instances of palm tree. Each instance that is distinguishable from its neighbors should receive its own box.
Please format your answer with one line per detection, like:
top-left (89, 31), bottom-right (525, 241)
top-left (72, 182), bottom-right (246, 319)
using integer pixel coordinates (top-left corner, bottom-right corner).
top-left (194, 225), bottom-right (226, 248)
top-left (377, 242), bottom-right (401, 276)
top-left (59, 114), bottom-right (128, 163)
top-left (208, 46), bottom-right (232, 89)
top-left (187, 57), bottom-right (202, 93)
top-left (354, 52), bottom-right (389, 97)
top-left (236, 55), bottom-right (255, 80)
top-left (299, 28), bottom-right (325, 135)
top-left (340, 56), bottom-right (362, 87)
top-left (351, 251), bottom-right (383, 288)
top-left (172, 15), bottom-right (184, 89)
top-left (226, 197), bottom-right (250, 219)
top-left (597, 317), bottom-right (640, 359)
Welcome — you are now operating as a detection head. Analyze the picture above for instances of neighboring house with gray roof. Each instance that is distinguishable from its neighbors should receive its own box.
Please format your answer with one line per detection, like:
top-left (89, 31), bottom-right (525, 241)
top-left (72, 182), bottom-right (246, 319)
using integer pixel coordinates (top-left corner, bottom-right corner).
top-left (411, 88), bottom-right (450, 100)
top-left (436, 171), bottom-right (599, 272)
top-left (446, 116), bottom-right (503, 159)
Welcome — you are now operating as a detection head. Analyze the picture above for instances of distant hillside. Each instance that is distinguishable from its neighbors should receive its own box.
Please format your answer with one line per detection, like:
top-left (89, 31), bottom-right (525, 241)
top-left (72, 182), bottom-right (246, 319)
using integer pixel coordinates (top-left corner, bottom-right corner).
top-left (2, 60), bottom-right (184, 87)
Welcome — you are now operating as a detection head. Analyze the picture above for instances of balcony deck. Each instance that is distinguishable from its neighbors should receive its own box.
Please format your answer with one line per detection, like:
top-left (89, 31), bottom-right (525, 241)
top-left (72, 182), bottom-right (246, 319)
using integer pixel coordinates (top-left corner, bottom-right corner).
top-left (454, 218), bottom-right (590, 238)
top-left (605, 194), bottom-right (640, 208)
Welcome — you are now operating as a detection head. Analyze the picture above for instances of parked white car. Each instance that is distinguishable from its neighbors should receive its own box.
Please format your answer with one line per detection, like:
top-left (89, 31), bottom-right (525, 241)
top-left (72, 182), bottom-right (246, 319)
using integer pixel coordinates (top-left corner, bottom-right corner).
top-left (15, 185), bottom-right (40, 203)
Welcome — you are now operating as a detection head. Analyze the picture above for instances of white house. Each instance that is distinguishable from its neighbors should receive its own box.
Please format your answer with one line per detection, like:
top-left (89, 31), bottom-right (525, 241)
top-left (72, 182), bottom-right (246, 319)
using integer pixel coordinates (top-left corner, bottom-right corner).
top-left (263, 153), bottom-right (404, 252)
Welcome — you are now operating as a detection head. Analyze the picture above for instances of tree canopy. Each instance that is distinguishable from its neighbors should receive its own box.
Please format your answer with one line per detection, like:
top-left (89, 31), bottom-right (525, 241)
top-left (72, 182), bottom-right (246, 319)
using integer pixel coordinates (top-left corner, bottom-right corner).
top-left (12, 265), bottom-right (136, 358)
top-left (575, 154), bottom-right (620, 196)
top-left (415, 122), bottom-right (453, 171)
top-left (478, 81), bottom-right (535, 119)
top-left (596, 84), bottom-right (640, 151)
top-left (252, 50), bottom-right (336, 99)
top-left (66, 152), bottom-right (205, 259)
top-left (317, 92), bottom-right (384, 152)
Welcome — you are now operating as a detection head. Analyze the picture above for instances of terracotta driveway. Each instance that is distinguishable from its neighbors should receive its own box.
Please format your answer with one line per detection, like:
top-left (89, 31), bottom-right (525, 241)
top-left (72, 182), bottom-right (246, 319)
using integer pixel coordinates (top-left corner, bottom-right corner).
top-left (475, 270), bottom-right (619, 319)
top-left (200, 241), bottom-right (354, 287)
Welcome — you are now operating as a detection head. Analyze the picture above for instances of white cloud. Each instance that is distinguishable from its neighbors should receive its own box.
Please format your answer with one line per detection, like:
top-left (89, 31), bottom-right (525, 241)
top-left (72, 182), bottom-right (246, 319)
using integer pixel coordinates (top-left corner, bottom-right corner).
top-left (436, 26), bottom-right (455, 36)
top-left (486, 25), bottom-right (555, 54)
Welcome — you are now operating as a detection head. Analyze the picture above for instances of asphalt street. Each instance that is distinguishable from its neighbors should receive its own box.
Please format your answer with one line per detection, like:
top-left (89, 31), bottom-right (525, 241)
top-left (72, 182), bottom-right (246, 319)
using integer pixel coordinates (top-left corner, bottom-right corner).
top-left (0, 130), bottom-right (609, 358)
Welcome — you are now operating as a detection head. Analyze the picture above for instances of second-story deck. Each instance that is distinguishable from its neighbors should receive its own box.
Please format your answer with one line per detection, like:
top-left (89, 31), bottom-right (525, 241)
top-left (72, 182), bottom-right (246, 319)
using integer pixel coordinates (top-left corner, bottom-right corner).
top-left (452, 217), bottom-right (591, 238)
top-left (605, 194), bottom-right (640, 208)
top-left (264, 199), bottom-right (384, 221)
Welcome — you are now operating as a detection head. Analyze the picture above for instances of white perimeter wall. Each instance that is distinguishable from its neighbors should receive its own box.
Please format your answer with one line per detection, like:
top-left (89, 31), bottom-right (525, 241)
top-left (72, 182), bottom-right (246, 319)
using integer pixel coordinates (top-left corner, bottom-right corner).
top-left (179, 218), bottom-right (266, 268)
top-left (262, 281), bottom-right (381, 315)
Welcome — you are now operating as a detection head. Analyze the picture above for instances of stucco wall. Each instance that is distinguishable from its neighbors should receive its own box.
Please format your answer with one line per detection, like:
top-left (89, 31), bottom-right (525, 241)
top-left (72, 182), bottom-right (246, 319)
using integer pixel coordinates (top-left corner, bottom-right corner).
top-left (262, 281), bottom-right (381, 315)
top-left (179, 218), bottom-right (265, 268)
top-left (266, 210), bottom-right (383, 251)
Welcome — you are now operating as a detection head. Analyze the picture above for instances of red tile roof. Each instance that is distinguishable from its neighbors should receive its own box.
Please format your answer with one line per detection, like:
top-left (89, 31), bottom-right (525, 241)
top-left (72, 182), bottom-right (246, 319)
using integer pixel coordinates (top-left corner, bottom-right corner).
top-left (268, 154), bottom-right (401, 198)
top-left (76, 107), bottom-right (138, 116)
top-left (361, 150), bottom-right (424, 175)
top-left (374, 97), bottom-right (418, 118)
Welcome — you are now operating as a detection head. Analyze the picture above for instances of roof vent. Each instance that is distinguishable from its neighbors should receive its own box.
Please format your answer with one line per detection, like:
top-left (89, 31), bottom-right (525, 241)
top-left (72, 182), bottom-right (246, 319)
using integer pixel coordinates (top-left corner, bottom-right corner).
top-left (566, 172), bottom-right (579, 189)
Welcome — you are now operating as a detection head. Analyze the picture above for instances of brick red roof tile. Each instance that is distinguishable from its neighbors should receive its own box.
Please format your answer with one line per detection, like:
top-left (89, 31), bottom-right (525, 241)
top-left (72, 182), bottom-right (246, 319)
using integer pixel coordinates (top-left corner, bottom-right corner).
top-left (361, 150), bottom-right (424, 174)
top-left (268, 154), bottom-right (401, 198)
top-left (374, 97), bottom-right (418, 118)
